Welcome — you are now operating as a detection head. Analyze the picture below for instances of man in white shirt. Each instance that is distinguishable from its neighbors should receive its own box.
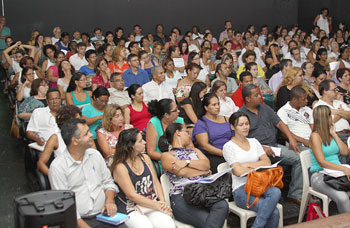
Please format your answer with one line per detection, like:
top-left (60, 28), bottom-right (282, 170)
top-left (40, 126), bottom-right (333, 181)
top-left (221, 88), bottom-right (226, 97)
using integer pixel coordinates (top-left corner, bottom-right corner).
top-left (26, 88), bottom-right (61, 145)
top-left (69, 42), bottom-right (88, 71)
top-left (313, 79), bottom-right (350, 142)
top-left (277, 86), bottom-right (313, 149)
top-left (142, 66), bottom-right (174, 102)
top-left (310, 25), bottom-right (320, 42)
top-left (108, 72), bottom-right (131, 108)
top-left (290, 47), bottom-right (305, 67)
top-left (49, 118), bottom-right (127, 228)
top-left (219, 20), bottom-right (232, 43)
top-left (269, 59), bottom-right (292, 94)
top-left (51, 26), bottom-right (61, 45)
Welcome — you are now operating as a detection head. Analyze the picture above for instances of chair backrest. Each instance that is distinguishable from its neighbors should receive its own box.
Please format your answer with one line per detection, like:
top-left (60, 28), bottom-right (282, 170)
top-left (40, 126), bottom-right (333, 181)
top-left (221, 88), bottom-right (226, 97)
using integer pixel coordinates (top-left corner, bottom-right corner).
top-left (347, 136), bottom-right (350, 148)
top-left (160, 174), bottom-right (171, 206)
top-left (300, 150), bottom-right (312, 187)
top-left (217, 162), bottom-right (229, 173)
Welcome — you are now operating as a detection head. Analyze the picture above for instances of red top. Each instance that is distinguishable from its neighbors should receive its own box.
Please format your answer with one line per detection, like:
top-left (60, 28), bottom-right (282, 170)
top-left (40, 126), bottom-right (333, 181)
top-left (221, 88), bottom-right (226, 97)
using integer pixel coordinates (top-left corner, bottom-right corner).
top-left (92, 75), bottom-right (110, 88)
top-left (128, 102), bottom-right (152, 131)
top-left (108, 61), bottom-right (130, 73)
top-left (232, 85), bottom-right (264, 108)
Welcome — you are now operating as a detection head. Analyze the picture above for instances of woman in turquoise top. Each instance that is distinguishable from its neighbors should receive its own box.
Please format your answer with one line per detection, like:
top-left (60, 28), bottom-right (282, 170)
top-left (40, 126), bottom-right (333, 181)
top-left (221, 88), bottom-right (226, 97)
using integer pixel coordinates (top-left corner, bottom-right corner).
top-left (66, 73), bottom-right (92, 108)
top-left (82, 86), bottom-right (109, 140)
top-left (146, 98), bottom-right (184, 174)
top-left (310, 105), bottom-right (350, 213)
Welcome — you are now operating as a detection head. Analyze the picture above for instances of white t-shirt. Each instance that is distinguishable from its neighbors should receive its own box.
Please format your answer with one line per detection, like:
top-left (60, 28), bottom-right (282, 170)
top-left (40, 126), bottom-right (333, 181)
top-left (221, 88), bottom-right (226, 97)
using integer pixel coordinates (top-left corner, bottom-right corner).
top-left (277, 102), bottom-right (313, 140)
top-left (313, 99), bottom-right (350, 132)
top-left (219, 96), bottom-right (238, 117)
top-left (69, 53), bottom-right (88, 71)
top-left (223, 138), bottom-right (266, 192)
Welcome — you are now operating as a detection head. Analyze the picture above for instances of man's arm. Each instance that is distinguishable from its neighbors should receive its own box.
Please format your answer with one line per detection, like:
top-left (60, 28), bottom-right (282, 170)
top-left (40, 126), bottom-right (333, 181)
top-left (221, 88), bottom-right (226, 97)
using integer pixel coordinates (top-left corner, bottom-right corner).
top-left (276, 121), bottom-right (300, 152)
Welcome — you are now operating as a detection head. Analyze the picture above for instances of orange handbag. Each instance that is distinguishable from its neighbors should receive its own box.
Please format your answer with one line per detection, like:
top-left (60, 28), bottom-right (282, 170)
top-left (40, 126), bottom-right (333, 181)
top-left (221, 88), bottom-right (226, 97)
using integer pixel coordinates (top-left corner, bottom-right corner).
top-left (244, 166), bottom-right (284, 208)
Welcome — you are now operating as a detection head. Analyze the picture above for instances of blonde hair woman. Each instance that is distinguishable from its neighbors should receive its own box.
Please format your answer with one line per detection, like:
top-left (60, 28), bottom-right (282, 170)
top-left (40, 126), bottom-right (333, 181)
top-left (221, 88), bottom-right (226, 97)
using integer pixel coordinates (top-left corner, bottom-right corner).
top-left (97, 104), bottom-right (133, 165)
top-left (275, 66), bottom-right (315, 110)
top-left (108, 45), bottom-right (130, 73)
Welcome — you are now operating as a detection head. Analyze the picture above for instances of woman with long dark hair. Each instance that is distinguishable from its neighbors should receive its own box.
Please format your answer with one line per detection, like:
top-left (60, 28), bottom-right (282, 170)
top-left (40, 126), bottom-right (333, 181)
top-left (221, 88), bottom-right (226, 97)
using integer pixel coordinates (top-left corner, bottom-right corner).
top-left (111, 128), bottom-right (175, 228)
top-left (66, 72), bottom-right (92, 108)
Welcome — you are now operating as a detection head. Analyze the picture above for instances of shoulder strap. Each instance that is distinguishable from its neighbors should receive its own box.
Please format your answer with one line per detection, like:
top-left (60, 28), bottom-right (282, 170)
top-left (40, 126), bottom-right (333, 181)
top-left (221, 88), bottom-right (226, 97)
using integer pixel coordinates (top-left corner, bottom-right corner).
top-left (201, 117), bottom-right (213, 145)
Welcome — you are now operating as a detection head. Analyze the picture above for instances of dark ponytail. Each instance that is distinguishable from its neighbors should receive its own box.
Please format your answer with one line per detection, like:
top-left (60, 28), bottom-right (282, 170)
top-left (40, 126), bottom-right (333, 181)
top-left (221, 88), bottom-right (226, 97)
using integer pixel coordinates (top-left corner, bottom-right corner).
top-left (158, 123), bottom-right (183, 152)
top-left (148, 98), bottom-right (173, 119)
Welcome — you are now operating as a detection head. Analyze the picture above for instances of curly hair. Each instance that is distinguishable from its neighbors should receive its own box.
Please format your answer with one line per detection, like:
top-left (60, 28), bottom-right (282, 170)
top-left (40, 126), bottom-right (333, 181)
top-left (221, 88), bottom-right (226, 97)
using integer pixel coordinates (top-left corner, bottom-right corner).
top-left (56, 105), bottom-right (82, 129)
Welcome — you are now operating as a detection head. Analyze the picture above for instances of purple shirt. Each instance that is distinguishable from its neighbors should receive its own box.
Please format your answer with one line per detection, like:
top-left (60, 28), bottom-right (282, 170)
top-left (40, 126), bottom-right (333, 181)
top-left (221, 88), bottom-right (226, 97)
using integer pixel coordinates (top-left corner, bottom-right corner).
top-left (192, 116), bottom-right (234, 155)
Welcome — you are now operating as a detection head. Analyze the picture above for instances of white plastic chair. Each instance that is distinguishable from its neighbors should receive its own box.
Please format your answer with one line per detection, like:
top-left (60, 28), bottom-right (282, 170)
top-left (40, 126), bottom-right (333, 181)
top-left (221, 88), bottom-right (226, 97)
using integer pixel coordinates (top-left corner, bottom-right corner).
top-left (298, 150), bottom-right (331, 223)
top-left (160, 174), bottom-right (227, 228)
top-left (217, 163), bottom-right (283, 228)
top-left (347, 136), bottom-right (350, 148)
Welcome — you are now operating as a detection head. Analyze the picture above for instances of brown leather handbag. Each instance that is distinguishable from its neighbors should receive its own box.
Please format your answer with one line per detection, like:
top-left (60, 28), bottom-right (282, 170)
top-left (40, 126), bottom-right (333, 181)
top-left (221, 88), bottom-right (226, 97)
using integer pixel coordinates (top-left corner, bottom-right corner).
top-left (244, 166), bottom-right (284, 208)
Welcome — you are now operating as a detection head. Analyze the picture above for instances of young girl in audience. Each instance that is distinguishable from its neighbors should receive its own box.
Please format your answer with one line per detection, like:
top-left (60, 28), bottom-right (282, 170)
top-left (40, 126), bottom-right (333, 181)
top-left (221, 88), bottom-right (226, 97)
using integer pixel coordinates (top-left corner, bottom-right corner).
top-left (57, 60), bottom-right (74, 101)
top-left (41, 44), bottom-right (57, 74)
top-left (66, 72), bottom-right (92, 108)
top-left (124, 84), bottom-right (151, 131)
top-left (310, 105), bottom-right (350, 213)
top-left (111, 128), bottom-right (175, 228)
top-left (162, 57), bottom-right (182, 93)
top-left (176, 62), bottom-right (201, 102)
top-left (311, 68), bottom-right (327, 99)
top-left (4, 41), bottom-right (34, 74)
top-left (307, 40), bottom-right (321, 64)
top-left (245, 62), bottom-right (271, 94)
top-left (46, 51), bottom-right (65, 88)
top-left (178, 39), bottom-right (189, 61)
top-left (160, 123), bottom-right (229, 228)
top-left (16, 67), bottom-right (35, 102)
top-left (92, 56), bottom-right (111, 91)
top-left (150, 41), bottom-right (166, 65)
top-left (200, 47), bottom-right (216, 74)
top-left (108, 45), bottom-right (130, 73)
top-left (97, 104), bottom-right (133, 166)
top-left (168, 45), bottom-right (185, 74)
top-left (188, 51), bottom-right (210, 85)
top-left (223, 111), bottom-right (281, 228)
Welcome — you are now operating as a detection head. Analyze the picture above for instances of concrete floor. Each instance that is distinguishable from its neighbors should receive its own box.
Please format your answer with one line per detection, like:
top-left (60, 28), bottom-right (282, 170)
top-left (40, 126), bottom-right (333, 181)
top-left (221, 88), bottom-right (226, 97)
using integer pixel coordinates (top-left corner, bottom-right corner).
top-left (0, 93), bottom-right (31, 228)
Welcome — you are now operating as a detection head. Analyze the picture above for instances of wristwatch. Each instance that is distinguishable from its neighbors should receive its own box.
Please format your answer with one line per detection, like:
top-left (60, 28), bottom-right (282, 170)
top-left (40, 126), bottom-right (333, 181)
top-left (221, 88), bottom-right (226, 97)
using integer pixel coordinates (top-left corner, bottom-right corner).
top-left (185, 160), bottom-right (190, 167)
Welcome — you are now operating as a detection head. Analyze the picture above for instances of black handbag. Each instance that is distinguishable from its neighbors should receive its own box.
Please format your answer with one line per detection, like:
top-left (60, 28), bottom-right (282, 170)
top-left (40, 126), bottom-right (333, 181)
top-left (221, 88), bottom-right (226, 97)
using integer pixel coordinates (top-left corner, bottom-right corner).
top-left (183, 173), bottom-right (232, 208)
top-left (323, 175), bottom-right (350, 191)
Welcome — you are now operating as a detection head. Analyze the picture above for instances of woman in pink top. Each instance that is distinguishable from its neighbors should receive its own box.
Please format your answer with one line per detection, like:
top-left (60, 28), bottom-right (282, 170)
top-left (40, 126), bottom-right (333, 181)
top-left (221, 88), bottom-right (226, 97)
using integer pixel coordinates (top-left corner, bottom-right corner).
top-left (92, 56), bottom-right (111, 91)
top-left (46, 51), bottom-right (65, 88)
top-left (97, 104), bottom-right (133, 166)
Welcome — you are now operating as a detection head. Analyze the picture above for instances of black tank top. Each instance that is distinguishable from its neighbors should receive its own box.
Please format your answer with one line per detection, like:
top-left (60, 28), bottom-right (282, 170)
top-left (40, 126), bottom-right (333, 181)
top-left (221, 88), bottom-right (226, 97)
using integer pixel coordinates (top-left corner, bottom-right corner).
top-left (115, 157), bottom-right (157, 214)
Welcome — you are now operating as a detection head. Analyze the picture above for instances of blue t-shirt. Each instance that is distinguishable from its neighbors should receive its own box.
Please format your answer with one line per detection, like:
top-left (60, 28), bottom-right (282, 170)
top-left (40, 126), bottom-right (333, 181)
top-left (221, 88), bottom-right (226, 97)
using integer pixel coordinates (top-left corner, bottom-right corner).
top-left (310, 138), bottom-right (341, 173)
top-left (192, 116), bottom-right (234, 155)
top-left (122, 68), bottom-right (150, 87)
top-left (82, 104), bottom-right (103, 139)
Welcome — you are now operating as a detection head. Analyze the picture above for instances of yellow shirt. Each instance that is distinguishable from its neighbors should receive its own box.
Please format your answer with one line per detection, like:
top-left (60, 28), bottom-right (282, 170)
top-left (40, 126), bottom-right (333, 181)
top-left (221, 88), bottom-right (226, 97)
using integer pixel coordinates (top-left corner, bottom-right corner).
top-left (237, 64), bottom-right (265, 79)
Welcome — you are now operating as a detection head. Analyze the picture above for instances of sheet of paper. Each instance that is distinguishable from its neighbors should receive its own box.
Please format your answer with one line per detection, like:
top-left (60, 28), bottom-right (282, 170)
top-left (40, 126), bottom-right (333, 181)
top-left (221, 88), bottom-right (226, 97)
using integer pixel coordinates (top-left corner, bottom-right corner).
top-left (28, 142), bottom-right (45, 152)
top-left (173, 167), bottom-right (233, 186)
top-left (321, 164), bottom-right (350, 177)
top-left (239, 161), bottom-right (281, 177)
top-left (329, 61), bottom-right (340, 71)
top-left (271, 146), bottom-right (281, 157)
top-left (173, 58), bottom-right (185, 68)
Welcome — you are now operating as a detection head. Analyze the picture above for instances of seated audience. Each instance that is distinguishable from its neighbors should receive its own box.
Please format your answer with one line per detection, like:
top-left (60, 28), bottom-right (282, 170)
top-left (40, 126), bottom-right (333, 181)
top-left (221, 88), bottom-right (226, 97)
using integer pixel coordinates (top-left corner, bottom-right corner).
top-left (176, 63), bottom-right (201, 102)
top-left (160, 123), bottom-right (229, 228)
top-left (111, 128), bottom-right (175, 228)
top-left (142, 66), bottom-right (174, 102)
top-left (311, 68), bottom-right (327, 99)
top-left (314, 48), bottom-right (329, 72)
top-left (41, 44), bottom-right (57, 74)
top-left (211, 63), bottom-right (239, 97)
top-left (239, 84), bottom-right (303, 203)
top-left (302, 61), bottom-right (315, 86)
top-left (193, 93), bottom-right (234, 173)
top-left (82, 86), bottom-right (109, 141)
top-left (107, 72), bottom-right (131, 108)
top-left (336, 68), bottom-right (350, 104)
top-left (46, 51), bottom-right (65, 88)
top-left (269, 59), bottom-right (293, 94)
top-left (16, 67), bottom-right (36, 102)
top-left (178, 81), bottom-right (207, 129)
top-left (78, 50), bottom-right (97, 88)
top-left (310, 105), bottom-right (350, 213)
top-left (57, 60), bottom-right (74, 101)
top-left (49, 118), bottom-right (127, 228)
top-left (163, 57), bottom-right (182, 93)
top-left (18, 78), bottom-right (48, 127)
top-left (122, 53), bottom-right (150, 87)
top-left (37, 105), bottom-right (83, 176)
top-left (26, 88), bottom-right (61, 145)
top-left (313, 79), bottom-right (350, 142)
top-left (108, 45), bottom-right (129, 73)
top-left (124, 84), bottom-right (152, 131)
top-left (65, 72), bottom-right (92, 108)
top-left (223, 111), bottom-right (281, 228)
top-left (139, 50), bottom-right (156, 79)
top-left (69, 42), bottom-right (88, 71)
top-left (146, 98), bottom-right (184, 174)
top-left (237, 50), bottom-right (265, 79)
top-left (277, 86), bottom-right (313, 149)
top-left (97, 104), bottom-right (133, 166)
top-left (92, 56), bottom-right (111, 91)
top-left (150, 41), bottom-right (166, 65)
top-left (187, 51), bottom-right (210, 85)
top-left (232, 71), bottom-right (263, 108)
top-left (212, 80), bottom-right (238, 117)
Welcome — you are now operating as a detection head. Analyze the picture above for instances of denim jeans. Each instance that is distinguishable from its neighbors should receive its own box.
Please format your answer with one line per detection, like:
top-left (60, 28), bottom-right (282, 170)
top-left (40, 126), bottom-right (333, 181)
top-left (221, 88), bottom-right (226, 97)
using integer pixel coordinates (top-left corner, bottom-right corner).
top-left (233, 185), bottom-right (281, 228)
top-left (170, 194), bottom-right (228, 228)
top-left (278, 144), bottom-right (303, 199)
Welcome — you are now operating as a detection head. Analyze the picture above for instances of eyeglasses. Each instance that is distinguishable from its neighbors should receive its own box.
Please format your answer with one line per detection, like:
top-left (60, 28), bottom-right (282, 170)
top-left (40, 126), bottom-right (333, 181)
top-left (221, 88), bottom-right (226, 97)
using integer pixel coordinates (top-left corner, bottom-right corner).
top-left (181, 129), bottom-right (190, 134)
top-left (96, 98), bottom-right (108, 104)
